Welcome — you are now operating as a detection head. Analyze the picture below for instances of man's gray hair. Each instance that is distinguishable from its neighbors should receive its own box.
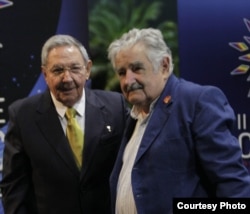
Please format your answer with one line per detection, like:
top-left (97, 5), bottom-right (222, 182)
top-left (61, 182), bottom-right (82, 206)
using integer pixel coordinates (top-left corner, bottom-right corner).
top-left (41, 34), bottom-right (89, 66)
top-left (108, 28), bottom-right (174, 74)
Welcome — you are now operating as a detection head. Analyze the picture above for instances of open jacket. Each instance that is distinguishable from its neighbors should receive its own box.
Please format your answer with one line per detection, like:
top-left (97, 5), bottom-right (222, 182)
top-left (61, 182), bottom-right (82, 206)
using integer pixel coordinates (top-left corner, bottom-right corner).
top-left (110, 74), bottom-right (250, 214)
top-left (1, 88), bottom-right (127, 214)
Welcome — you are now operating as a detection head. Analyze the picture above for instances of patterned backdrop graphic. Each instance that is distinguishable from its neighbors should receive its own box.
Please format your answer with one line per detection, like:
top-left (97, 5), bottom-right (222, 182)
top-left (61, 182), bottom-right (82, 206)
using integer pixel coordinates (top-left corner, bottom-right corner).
top-left (178, 0), bottom-right (250, 172)
top-left (0, 0), bottom-right (88, 211)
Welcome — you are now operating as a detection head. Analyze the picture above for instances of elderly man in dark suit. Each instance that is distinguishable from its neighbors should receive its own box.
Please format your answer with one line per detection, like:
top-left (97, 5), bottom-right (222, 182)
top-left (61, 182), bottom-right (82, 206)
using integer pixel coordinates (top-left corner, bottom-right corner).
top-left (0, 35), bottom-right (127, 214)
top-left (107, 28), bottom-right (250, 214)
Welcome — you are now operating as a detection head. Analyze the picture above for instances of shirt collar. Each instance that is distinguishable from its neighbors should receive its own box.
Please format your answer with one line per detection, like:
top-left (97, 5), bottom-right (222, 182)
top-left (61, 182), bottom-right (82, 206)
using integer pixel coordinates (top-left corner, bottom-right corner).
top-left (130, 97), bottom-right (158, 121)
top-left (50, 89), bottom-right (85, 118)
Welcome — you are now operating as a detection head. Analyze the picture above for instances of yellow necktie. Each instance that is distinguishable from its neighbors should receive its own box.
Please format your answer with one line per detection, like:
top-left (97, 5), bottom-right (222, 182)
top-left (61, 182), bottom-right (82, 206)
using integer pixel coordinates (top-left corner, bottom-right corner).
top-left (65, 108), bottom-right (84, 168)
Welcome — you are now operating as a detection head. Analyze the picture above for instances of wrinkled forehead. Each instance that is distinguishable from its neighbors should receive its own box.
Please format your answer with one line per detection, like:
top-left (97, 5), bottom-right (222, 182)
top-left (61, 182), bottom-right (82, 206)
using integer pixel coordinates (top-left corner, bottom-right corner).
top-left (114, 43), bottom-right (147, 64)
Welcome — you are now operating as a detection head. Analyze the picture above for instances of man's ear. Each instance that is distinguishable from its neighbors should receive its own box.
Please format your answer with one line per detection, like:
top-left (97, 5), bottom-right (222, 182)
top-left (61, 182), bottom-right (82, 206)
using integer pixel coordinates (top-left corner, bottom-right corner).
top-left (161, 57), bottom-right (171, 80)
top-left (41, 66), bottom-right (46, 75)
top-left (41, 66), bottom-right (49, 84)
top-left (162, 57), bottom-right (170, 72)
top-left (85, 60), bottom-right (92, 79)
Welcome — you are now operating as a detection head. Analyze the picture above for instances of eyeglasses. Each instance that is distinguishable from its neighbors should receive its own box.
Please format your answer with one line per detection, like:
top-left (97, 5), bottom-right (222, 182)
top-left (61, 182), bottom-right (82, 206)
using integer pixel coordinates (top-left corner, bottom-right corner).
top-left (49, 64), bottom-right (85, 76)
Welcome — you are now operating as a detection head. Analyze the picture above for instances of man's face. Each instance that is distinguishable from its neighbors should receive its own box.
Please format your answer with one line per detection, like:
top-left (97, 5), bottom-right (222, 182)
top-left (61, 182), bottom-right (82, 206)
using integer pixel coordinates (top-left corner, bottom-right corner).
top-left (42, 45), bottom-right (91, 107)
top-left (114, 44), bottom-right (169, 112)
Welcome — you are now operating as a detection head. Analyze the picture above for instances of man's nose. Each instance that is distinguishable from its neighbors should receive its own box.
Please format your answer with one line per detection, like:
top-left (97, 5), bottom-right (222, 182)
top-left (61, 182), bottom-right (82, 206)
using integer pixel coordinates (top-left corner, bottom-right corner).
top-left (124, 69), bottom-right (136, 84)
top-left (61, 70), bottom-right (73, 81)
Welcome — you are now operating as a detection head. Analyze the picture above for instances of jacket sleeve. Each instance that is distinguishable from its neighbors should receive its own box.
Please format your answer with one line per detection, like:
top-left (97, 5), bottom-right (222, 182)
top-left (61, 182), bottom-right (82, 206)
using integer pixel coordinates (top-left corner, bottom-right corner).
top-left (193, 86), bottom-right (250, 197)
top-left (0, 103), bottom-right (33, 214)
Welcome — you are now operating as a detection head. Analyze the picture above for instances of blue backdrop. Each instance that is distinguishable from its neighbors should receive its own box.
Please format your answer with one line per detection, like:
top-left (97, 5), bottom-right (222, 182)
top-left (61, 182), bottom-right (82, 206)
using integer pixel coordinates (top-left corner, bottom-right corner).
top-left (178, 0), bottom-right (250, 171)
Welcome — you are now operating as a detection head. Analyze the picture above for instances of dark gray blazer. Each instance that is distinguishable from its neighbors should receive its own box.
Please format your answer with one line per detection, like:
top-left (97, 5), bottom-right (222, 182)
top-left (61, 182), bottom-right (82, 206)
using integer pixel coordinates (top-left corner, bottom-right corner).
top-left (1, 88), bottom-right (127, 214)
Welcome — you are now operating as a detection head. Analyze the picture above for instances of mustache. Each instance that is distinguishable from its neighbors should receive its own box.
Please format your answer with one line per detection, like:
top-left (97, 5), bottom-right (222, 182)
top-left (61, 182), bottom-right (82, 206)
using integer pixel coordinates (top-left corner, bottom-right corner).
top-left (125, 83), bottom-right (143, 92)
top-left (56, 82), bottom-right (77, 91)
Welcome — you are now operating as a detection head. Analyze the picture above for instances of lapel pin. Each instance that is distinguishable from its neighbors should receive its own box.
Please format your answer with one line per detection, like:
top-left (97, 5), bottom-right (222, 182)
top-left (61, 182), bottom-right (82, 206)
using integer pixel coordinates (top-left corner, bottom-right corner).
top-left (163, 95), bottom-right (171, 104)
top-left (106, 125), bottom-right (111, 132)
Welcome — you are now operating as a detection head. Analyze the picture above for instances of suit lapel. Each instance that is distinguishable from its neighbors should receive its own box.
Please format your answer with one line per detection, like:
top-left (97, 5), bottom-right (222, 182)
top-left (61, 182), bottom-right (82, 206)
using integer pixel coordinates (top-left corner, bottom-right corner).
top-left (80, 89), bottom-right (107, 179)
top-left (35, 90), bottom-right (80, 177)
top-left (134, 74), bottom-right (178, 163)
top-left (134, 101), bottom-right (172, 163)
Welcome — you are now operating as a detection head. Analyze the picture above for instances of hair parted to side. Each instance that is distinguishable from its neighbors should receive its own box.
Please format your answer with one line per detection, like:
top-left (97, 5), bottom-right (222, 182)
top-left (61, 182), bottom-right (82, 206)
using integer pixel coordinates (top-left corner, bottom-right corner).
top-left (107, 28), bottom-right (174, 74)
top-left (41, 34), bottom-right (90, 66)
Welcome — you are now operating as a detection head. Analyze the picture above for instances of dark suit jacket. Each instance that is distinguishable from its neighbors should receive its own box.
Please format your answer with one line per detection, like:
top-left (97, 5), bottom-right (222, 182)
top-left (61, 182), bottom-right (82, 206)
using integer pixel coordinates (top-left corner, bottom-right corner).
top-left (110, 74), bottom-right (250, 214)
top-left (1, 88), bottom-right (127, 214)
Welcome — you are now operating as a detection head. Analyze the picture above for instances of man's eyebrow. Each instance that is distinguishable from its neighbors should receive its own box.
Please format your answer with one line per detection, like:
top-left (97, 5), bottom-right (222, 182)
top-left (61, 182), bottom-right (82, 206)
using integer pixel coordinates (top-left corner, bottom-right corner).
top-left (115, 61), bottom-right (144, 72)
top-left (127, 61), bottom-right (144, 69)
top-left (115, 67), bottom-right (123, 73)
top-left (130, 61), bottom-right (144, 67)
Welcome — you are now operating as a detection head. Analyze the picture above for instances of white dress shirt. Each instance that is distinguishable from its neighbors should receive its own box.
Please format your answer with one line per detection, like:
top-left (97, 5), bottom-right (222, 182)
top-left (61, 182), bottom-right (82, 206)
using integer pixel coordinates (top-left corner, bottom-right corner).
top-left (50, 90), bottom-right (86, 134)
top-left (115, 100), bottom-right (157, 214)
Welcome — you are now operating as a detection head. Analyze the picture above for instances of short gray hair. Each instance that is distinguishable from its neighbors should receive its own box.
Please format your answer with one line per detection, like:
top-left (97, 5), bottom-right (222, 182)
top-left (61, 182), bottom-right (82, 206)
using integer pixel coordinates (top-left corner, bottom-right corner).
top-left (41, 34), bottom-right (89, 66)
top-left (108, 28), bottom-right (173, 74)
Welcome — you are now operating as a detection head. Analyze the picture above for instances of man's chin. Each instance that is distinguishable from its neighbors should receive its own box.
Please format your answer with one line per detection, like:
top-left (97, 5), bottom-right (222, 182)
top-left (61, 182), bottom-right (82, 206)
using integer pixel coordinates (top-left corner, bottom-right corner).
top-left (61, 88), bottom-right (75, 94)
top-left (127, 92), bottom-right (143, 103)
top-left (128, 97), bottom-right (143, 105)
top-left (59, 94), bottom-right (79, 107)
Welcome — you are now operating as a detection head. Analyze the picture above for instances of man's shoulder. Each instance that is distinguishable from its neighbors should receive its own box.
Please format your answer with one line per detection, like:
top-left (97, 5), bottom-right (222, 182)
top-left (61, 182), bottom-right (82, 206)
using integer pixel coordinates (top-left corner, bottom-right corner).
top-left (92, 89), bottom-right (121, 96)
top-left (9, 90), bottom-right (47, 110)
top-left (88, 89), bottom-right (123, 99)
top-left (177, 78), bottom-right (222, 96)
top-left (87, 89), bottom-right (125, 108)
